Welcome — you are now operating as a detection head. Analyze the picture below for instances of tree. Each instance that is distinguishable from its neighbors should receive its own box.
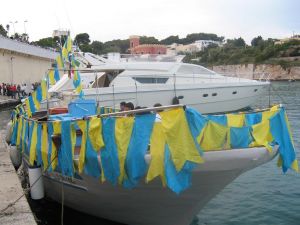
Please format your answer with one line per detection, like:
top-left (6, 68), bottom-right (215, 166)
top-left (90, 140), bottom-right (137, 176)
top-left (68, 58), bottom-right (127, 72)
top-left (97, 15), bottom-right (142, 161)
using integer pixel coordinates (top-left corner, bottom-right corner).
top-left (182, 33), bottom-right (224, 44)
top-left (139, 36), bottom-right (159, 44)
top-left (160, 35), bottom-right (180, 45)
top-left (0, 24), bottom-right (7, 37)
top-left (75, 33), bottom-right (90, 46)
top-left (80, 44), bottom-right (93, 53)
top-left (251, 36), bottom-right (263, 47)
top-left (91, 41), bottom-right (104, 55)
top-left (32, 37), bottom-right (60, 49)
top-left (226, 37), bottom-right (246, 48)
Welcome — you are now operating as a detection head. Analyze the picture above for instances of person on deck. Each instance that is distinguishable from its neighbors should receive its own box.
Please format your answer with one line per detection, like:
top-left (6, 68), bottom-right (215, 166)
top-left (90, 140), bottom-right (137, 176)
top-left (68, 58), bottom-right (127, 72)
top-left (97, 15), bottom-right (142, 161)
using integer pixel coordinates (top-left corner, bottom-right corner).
top-left (120, 102), bottom-right (126, 111)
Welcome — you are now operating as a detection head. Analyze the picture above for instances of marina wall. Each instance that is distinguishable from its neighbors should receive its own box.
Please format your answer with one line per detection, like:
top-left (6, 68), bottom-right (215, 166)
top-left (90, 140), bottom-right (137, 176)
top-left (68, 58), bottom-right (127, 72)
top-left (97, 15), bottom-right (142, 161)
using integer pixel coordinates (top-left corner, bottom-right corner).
top-left (211, 64), bottom-right (300, 80)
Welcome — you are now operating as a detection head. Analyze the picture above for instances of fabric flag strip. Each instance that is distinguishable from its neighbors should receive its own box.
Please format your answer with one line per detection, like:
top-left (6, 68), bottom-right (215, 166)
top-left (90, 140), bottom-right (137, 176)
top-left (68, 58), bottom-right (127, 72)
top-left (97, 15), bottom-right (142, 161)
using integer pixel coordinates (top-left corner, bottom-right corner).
top-left (160, 108), bottom-right (204, 171)
top-left (100, 117), bottom-right (120, 185)
top-left (115, 117), bottom-right (134, 184)
top-left (123, 114), bottom-right (156, 188)
top-left (269, 108), bottom-right (299, 172)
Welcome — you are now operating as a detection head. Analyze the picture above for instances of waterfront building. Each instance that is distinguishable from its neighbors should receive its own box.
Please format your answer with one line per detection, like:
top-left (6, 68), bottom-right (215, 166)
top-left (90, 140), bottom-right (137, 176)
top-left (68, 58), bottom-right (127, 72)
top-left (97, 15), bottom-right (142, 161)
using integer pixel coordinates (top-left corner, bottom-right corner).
top-left (129, 35), bottom-right (167, 54)
top-left (166, 40), bottom-right (222, 55)
top-left (275, 34), bottom-right (300, 45)
top-left (0, 35), bottom-right (57, 84)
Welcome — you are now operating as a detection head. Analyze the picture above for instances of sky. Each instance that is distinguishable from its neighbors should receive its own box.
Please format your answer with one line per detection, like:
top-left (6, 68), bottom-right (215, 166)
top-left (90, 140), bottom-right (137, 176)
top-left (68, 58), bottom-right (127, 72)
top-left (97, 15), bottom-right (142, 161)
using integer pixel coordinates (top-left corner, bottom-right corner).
top-left (0, 0), bottom-right (299, 44)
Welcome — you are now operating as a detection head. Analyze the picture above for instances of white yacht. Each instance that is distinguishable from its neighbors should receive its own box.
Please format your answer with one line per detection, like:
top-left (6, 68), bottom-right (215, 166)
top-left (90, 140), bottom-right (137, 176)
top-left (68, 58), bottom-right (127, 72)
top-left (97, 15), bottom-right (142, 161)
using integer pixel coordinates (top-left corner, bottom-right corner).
top-left (49, 53), bottom-right (269, 114)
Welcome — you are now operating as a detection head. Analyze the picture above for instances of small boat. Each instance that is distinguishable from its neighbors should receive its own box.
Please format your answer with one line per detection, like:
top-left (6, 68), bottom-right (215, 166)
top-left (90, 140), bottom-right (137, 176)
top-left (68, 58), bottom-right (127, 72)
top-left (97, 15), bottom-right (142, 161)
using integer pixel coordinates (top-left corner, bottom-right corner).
top-left (7, 101), bottom-right (298, 225)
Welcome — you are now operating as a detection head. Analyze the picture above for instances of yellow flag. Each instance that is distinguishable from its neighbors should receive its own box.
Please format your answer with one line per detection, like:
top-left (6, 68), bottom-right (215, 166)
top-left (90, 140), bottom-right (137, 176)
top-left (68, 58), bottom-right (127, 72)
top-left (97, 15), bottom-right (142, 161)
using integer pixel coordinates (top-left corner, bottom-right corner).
top-left (24, 98), bottom-right (32, 117)
top-left (88, 117), bottom-right (104, 151)
top-left (48, 70), bottom-right (56, 85)
top-left (29, 122), bottom-right (38, 166)
top-left (16, 117), bottom-right (23, 148)
top-left (77, 120), bottom-right (87, 174)
top-left (227, 114), bottom-right (245, 127)
top-left (51, 121), bottom-right (61, 170)
top-left (199, 121), bottom-right (230, 151)
top-left (146, 122), bottom-right (166, 186)
top-left (160, 108), bottom-right (204, 171)
top-left (115, 117), bottom-right (134, 184)
top-left (41, 80), bottom-right (47, 100)
top-left (41, 123), bottom-right (48, 170)
top-left (56, 54), bottom-right (64, 69)
top-left (250, 120), bottom-right (273, 152)
top-left (32, 91), bottom-right (40, 110)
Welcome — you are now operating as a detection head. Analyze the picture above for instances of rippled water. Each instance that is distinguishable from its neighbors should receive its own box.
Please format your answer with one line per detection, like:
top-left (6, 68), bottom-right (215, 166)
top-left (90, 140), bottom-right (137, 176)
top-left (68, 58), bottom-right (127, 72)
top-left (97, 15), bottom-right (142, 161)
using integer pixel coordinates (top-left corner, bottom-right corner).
top-left (0, 81), bottom-right (299, 225)
top-left (197, 81), bottom-right (300, 225)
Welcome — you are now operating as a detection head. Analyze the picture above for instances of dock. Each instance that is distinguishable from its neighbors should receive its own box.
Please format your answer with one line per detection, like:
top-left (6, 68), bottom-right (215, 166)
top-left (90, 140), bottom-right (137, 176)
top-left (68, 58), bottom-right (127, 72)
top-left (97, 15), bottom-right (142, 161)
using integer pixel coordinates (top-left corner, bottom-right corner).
top-left (0, 96), bottom-right (20, 111)
top-left (0, 129), bottom-right (36, 224)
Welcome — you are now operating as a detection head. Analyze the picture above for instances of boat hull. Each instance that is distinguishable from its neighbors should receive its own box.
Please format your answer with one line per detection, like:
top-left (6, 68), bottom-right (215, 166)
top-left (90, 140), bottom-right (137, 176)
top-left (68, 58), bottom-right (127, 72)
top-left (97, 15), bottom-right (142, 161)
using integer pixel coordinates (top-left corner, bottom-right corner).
top-left (63, 82), bottom-right (269, 114)
top-left (23, 147), bottom-right (277, 225)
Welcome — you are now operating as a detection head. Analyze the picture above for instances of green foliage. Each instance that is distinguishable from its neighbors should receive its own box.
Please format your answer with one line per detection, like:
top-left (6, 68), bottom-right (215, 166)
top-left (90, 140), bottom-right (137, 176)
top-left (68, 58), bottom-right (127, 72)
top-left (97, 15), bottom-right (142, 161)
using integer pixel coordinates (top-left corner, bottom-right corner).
top-left (160, 35), bottom-right (180, 45)
top-left (139, 36), bottom-right (160, 44)
top-left (75, 33), bottom-right (90, 45)
top-left (251, 36), bottom-right (263, 46)
top-left (32, 37), bottom-right (60, 49)
top-left (90, 41), bottom-right (103, 55)
top-left (183, 33), bottom-right (224, 44)
top-left (226, 37), bottom-right (246, 48)
top-left (80, 44), bottom-right (93, 52)
top-left (0, 24), bottom-right (8, 37)
top-left (193, 37), bottom-right (300, 67)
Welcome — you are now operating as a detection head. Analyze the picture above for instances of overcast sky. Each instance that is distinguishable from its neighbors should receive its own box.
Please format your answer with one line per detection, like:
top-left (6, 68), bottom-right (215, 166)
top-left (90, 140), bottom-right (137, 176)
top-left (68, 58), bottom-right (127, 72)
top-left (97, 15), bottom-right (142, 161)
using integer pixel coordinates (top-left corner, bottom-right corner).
top-left (0, 0), bottom-right (299, 44)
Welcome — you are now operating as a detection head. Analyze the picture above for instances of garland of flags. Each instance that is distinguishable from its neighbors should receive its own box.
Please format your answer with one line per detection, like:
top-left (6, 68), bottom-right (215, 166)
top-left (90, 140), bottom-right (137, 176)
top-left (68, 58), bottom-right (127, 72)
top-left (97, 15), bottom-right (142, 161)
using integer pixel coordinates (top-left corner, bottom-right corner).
top-left (21, 35), bottom-right (84, 117)
top-left (9, 105), bottom-right (299, 194)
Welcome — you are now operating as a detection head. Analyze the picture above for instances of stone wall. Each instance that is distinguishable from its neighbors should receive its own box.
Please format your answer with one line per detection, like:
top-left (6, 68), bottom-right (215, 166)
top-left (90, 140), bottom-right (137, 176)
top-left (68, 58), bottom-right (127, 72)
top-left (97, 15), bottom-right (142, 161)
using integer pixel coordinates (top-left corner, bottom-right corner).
top-left (212, 64), bottom-right (300, 80)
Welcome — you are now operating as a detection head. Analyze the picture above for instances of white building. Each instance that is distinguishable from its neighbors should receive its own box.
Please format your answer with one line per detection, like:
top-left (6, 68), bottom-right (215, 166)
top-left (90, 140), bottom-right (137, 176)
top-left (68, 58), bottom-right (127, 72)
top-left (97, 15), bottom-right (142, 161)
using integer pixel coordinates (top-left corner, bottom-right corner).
top-left (167, 40), bottom-right (223, 55)
top-left (194, 40), bottom-right (222, 51)
top-left (0, 35), bottom-right (58, 84)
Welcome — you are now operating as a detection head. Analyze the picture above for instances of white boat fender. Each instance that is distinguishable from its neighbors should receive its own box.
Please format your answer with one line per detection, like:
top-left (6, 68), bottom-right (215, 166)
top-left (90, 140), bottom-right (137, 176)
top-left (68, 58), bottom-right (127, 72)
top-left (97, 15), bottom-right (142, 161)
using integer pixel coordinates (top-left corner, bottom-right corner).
top-left (5, 121), bottom-right (13, 144)
top-left (28, 165), bottom-right (44, 200)
top-left (9, 145), bottom-right (22, 170)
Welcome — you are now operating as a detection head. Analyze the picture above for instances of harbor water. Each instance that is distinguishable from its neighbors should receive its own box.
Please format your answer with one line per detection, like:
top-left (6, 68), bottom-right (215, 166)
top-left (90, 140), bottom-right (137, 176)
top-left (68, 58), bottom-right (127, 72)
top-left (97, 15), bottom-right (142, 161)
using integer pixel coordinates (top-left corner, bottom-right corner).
top-left (0, 81), bottom-right (299, 225)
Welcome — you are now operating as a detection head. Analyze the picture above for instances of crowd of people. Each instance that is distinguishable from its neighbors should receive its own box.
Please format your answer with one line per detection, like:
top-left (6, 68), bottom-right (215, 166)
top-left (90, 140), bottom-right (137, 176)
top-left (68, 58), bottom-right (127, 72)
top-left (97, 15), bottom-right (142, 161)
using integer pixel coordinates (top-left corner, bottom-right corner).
top-left (0, 82), bottom-right (41, 99)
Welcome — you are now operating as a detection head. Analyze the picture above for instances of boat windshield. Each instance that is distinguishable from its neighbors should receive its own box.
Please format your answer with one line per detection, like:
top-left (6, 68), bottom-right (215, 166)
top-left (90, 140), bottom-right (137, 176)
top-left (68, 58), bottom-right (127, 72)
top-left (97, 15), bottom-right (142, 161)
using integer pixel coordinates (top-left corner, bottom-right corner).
top-left (91, 71), bottom-right (122, 88)
top-left (177, 65), bottom-right (215, 75)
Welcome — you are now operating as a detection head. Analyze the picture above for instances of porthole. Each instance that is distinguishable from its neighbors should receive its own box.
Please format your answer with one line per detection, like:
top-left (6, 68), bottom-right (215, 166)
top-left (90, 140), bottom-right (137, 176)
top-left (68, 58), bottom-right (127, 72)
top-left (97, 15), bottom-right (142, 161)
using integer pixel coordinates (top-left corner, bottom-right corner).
top-left (203, 94), bottom-right (208, 97)
top-left (212, 93), bottom-right (217, 96)
top-left (254, 89), bottom-right (258, 92)
top-left (232, 91), bottom-right (237, 94)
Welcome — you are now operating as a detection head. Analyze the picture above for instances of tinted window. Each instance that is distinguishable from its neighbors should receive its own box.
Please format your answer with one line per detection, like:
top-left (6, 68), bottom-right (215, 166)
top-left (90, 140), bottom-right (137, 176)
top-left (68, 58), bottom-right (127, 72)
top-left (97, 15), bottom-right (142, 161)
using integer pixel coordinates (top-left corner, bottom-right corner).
top-left (133, 77), bottom-right (169, 84)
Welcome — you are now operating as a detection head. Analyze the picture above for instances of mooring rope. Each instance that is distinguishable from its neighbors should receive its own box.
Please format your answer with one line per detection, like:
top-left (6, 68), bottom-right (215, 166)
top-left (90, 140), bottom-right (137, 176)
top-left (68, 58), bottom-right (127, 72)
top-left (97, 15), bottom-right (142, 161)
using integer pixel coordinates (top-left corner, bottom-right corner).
top-left (0, 150), bottom-right (58, 218)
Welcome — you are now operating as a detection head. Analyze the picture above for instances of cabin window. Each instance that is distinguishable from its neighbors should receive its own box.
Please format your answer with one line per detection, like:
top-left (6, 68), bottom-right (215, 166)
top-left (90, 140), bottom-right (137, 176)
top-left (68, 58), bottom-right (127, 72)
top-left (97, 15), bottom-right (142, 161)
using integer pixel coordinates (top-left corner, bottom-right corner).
top-left (254, 89), bottom-right (258, 92)
top-left (203, 94), bottom-right (208, 97)
top-left (212, 93), bottom-right (217, 96)
top-left (132, 77), bottom-right (168, 84)
top-left (232, 91), bottom-right (237, 94)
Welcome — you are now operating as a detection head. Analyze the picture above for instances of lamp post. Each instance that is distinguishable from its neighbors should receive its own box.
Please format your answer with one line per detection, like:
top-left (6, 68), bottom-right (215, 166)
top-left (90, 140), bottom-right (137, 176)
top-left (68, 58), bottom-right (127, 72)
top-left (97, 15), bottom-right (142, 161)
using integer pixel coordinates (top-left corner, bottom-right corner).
top-left (9, 21), bottom-right (18, 34)
top-left (10, 57), bottom-right (14, 84)
top-left (23, 20), bottom-right (28, 42)
top-left (23, 20), bottom-right (28, 34)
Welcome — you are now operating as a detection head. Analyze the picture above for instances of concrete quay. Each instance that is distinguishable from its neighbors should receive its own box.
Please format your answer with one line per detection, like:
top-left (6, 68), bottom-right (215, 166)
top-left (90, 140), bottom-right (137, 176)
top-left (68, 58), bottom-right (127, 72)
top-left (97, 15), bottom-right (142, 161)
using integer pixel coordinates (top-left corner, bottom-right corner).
top-left (0, 96), bottom-right (20, 111)
top-left (0, 130), bottom-right (36, 224)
